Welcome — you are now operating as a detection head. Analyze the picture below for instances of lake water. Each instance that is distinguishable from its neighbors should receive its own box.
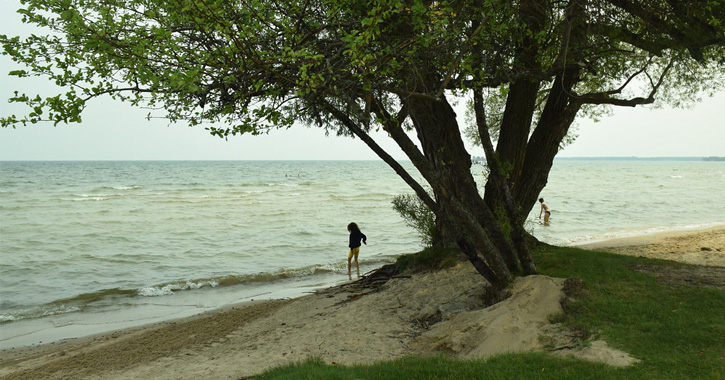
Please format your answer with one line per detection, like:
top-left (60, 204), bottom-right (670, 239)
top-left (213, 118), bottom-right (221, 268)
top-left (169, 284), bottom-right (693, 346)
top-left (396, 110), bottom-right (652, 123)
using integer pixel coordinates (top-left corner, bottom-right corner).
top-left (1, 159), bottom-right (723, 347)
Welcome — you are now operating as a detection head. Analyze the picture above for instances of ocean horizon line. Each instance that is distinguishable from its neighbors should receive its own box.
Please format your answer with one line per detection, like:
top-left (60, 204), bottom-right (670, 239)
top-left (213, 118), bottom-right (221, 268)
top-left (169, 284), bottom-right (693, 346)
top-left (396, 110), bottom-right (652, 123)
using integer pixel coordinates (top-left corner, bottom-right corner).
top-left (2, 156), bottom-right (723, 163)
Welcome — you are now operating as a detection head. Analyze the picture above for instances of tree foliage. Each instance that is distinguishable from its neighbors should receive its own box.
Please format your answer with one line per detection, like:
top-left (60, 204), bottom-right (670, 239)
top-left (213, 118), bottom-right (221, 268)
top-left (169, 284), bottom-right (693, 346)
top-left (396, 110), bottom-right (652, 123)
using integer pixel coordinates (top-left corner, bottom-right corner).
top-left (3, 0), bottom-right (724, 290)
top-left (392, 194), bottom-right (436, 248)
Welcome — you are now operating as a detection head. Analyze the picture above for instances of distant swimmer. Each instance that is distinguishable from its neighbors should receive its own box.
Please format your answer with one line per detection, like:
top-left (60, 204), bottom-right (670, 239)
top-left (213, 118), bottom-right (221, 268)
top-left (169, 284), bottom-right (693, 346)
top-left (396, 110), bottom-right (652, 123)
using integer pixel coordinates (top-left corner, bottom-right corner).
top-left (347, 222), bottom-right (367, 280)
top-left (538, 198), bottom-right (551, 223)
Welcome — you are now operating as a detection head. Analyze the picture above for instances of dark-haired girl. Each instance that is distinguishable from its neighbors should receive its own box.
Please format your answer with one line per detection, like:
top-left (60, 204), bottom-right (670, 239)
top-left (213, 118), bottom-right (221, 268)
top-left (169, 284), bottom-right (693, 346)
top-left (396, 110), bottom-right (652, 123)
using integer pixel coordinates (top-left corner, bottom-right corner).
top-left (347, 222), bottom-right (367, 280)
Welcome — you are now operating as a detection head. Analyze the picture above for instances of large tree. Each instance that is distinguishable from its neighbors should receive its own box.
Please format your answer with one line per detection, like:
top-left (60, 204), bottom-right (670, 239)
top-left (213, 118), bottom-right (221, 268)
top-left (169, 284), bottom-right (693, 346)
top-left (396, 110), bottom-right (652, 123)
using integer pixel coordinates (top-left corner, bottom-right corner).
top-left (2, 0), bottom-right (724, 290)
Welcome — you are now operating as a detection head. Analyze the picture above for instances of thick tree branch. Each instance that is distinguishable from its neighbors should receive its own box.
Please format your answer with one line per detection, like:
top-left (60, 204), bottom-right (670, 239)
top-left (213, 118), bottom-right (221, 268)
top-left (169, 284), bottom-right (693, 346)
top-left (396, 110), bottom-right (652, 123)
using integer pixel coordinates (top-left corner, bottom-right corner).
top-left (319, 99), bottom-right (437, 212)
top-left (577, 58), bottom-right (674, 106)
top-left (604, 0), bottom-right (725, 60)
top-left (369, 99), bottom-right (437, 184)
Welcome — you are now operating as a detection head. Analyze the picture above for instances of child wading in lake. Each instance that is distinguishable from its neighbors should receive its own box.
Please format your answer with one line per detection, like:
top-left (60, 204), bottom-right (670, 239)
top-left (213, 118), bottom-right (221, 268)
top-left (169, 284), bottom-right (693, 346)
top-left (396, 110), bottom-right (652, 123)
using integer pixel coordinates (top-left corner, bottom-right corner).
top-left (347, 222), bottom-right (367, 280)
top-left (539, 198), bottom-right (551, 223)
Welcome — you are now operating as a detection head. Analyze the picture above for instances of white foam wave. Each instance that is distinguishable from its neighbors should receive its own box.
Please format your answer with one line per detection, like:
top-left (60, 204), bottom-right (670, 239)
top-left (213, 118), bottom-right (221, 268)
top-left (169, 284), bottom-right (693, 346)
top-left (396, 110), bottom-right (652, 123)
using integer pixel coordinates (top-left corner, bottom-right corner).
top-left (64, 193), bottom-right (126, 201)
top-left (137, 280), bottom-right (220, 297)
top-left (0, 303), bottom-right (86, 323)
top-left (64, 196), bottom-right (110, 202)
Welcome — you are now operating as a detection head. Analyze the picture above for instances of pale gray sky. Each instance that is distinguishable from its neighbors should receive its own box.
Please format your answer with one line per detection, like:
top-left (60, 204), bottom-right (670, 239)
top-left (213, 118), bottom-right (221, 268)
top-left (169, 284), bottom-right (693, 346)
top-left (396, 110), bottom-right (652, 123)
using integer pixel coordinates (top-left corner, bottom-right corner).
top-left (1, 0), bottom-right (723, 161)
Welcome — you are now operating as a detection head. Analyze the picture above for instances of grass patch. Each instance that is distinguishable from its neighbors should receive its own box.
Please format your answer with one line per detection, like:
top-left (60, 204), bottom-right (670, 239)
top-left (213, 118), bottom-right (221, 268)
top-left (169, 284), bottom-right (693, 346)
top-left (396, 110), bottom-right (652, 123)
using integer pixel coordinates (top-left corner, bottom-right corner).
top-left (253, 355), bottom-right (624, 380)
top-left (249, 244), bottom-right (725, 380)
top-left (394, 247), bottom-right (466, 273)
top-left (533, 244), bottom-right (725, 379)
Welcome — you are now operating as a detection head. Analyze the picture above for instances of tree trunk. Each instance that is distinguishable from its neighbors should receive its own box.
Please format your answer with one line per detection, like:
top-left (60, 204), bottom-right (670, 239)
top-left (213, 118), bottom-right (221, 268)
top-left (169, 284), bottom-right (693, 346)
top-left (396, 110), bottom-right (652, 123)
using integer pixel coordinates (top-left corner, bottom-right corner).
top-left (483, 0), bottom-right (547, 221)
top-left (474, 89), bottom-right (537, 275)
top-left (405, 95), bottom-right (515, 289)
top-left (432, 211), bottom-right (458, 249)
top-left (512, 0), bottom-right (589, 215)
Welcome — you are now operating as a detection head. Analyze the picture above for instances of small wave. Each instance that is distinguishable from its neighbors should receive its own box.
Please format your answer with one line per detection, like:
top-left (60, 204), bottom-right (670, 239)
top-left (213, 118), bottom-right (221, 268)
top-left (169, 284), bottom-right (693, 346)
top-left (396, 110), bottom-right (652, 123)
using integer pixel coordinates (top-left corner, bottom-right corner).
top-left (98, 185), bottom-right (141, 191)
top-left (1, 304), bottom-right (84, 324)
top-left (137, 279), bottom-right (220, 297)
top-left (329, 193), bottom-right (395, 201)
top-left (76, 193), bottom-right (122, 198)
top-left (153, 198), bottom-right (214, 204)
top-left (52, 288), bottom-right (138, 304)
top-left (1, 260), bottom-right (394, 323)
top-left (63, 195), bottom-right (113, 202)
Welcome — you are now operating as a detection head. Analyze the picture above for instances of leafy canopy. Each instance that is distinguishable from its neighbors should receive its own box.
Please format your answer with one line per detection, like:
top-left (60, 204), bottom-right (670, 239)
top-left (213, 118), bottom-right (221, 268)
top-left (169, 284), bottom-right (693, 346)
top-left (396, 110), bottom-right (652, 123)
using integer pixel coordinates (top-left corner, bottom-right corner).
top-left (4, 0), bottom-right (723, 135)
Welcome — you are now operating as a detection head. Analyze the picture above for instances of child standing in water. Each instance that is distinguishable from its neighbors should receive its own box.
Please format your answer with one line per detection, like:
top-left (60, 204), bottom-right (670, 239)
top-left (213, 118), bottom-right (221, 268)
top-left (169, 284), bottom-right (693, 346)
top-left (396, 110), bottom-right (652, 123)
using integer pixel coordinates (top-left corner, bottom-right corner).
top-left (538, 198), bottom-right (551, 223)
top-left (347, 222), bottom-right (367, 280)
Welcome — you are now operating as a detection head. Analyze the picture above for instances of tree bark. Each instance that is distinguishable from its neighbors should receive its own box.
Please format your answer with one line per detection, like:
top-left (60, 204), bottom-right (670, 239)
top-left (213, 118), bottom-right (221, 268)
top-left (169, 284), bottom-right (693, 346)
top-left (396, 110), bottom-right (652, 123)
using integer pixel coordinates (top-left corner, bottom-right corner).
top-left (474, 89), bottom-right (537, 275)
top-left (513, 0), bottom-right (588, 215)
top-left (404, 95), bottom-right (514, 289)
top-left (483, 0), bottom-right (546, 220)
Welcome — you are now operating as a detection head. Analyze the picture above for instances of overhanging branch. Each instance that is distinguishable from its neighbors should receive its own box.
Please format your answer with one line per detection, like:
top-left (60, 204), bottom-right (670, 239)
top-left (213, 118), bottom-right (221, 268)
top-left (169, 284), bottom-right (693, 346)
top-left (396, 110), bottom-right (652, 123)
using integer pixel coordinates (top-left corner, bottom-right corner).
top-left (369, 99), bottom-right (437, 185)
top-left (577, 58), bottom-right (674, 107)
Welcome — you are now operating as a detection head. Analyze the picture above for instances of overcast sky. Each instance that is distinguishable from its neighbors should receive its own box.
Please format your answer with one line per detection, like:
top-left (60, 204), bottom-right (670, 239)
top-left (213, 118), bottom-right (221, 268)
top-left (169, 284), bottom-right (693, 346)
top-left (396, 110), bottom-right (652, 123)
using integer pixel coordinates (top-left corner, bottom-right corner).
top-left (1, 1), bottom-right (723, 161)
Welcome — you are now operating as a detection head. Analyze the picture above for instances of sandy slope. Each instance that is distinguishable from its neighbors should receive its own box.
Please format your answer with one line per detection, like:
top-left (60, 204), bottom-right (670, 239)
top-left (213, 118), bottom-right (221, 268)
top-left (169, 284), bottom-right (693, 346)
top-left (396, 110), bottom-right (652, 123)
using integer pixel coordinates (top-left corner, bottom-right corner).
top-left (1, 226), bottom-right (723, 380)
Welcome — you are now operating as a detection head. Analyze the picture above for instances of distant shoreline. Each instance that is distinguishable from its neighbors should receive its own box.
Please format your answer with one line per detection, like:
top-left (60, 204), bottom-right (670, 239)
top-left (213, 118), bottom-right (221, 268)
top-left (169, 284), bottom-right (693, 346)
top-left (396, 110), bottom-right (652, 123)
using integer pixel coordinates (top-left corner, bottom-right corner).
top-left (555, 156), bottom-right (725, 161)
top-left (2, 156), bottom-right (725, 163)
top-left (468, 156), bottom-right (725, 162)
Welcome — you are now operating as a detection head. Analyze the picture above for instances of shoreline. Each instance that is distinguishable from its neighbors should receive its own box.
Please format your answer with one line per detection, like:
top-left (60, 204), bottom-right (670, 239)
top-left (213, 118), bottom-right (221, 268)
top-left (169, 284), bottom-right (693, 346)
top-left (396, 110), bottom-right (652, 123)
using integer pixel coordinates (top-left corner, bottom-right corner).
top-left (578, 225), bottom-right (725, 267)
top-left (1, 225), bottom-right (723, 380)
top-left (579, 225), bottom-right (725, 247)
top-left (0, 269), bottom-right (357, 351)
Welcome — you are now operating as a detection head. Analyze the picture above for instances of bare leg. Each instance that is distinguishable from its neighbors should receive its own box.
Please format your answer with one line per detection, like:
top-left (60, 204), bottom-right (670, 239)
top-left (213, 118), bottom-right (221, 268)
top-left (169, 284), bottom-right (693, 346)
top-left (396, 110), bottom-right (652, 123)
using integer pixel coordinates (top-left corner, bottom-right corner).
top-left (354, 257), bottom-right (360, 278)
top-left (347, 257), bottom-right (352, 280)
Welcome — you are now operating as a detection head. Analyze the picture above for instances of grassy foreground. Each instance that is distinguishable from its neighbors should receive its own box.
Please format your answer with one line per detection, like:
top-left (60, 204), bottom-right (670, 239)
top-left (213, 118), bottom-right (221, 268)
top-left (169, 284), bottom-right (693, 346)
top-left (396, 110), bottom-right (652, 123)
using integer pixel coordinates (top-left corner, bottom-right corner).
top-left (250, 245), bottom-right (724, 380)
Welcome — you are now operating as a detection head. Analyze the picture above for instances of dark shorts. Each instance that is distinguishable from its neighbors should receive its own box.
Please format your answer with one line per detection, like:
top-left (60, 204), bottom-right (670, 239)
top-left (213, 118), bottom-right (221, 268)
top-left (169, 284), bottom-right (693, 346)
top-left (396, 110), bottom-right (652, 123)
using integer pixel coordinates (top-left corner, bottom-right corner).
top-left (545, 211), bottom-right (551, 215)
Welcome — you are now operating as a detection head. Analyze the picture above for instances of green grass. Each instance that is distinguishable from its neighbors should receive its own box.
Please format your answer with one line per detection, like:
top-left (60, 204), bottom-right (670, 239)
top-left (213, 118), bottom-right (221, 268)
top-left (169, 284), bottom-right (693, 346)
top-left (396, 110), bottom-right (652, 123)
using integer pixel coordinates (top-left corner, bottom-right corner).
top-left (394, 247), bottom-right (466, 273)
top-left (250, 244), bottom-right (725, 380)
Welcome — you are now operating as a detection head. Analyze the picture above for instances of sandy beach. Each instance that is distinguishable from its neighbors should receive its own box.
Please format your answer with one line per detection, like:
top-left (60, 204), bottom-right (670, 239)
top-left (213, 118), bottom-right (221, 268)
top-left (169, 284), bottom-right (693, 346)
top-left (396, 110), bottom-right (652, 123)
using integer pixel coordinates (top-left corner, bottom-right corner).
top-left (1, 226), bottom-right (723, 380)
top-left (578, 226), bottom-right (725, 267)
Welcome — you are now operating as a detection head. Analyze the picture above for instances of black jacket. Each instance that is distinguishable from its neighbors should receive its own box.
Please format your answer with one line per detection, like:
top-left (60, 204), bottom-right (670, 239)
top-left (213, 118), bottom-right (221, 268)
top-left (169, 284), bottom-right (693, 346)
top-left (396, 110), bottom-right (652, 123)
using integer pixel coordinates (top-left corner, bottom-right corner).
top-left (348, 230), bottom-right (367, 248)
